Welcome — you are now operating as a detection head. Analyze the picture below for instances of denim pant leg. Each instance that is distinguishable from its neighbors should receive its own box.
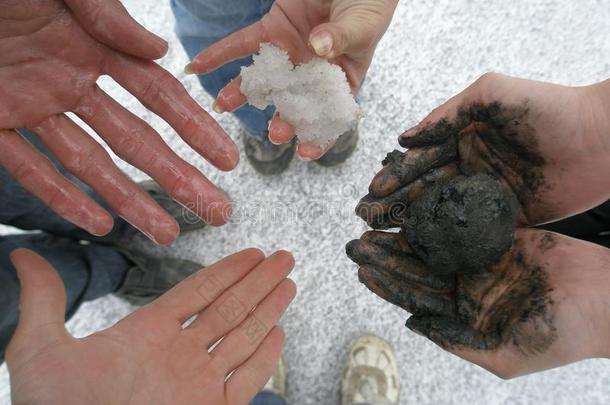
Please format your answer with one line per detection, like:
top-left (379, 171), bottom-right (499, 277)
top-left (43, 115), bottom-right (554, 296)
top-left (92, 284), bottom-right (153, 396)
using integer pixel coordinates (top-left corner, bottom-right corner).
top-left (0, 233), bottom-right (129, 362)
top-left (250, 391), bottom-right (288, 405)
top-left (0, 129), bottom-right (133, 244)
top-left (171, 0), bottom-right (275, 139)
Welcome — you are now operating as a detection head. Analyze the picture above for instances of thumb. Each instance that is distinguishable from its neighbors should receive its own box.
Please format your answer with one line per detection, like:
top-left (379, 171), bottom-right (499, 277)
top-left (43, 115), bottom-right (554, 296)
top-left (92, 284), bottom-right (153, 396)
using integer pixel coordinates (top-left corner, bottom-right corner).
top-left (309, 20), bottom-right (370, 59)
top-left (6, 249), bottom-right (69, 361)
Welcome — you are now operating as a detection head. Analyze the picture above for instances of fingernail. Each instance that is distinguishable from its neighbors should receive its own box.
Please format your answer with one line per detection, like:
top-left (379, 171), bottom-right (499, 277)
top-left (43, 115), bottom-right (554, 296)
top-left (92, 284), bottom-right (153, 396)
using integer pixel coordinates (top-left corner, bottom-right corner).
top-left (184, 63), bottom-right (195, 75)
top-left (212, 100), bottom-right (224, 114)
top-left (402, 125), bottom-right (420, 138)
top-left (154, 36), bottom-right (169, 55)
top-left (310, 32), bottom-right (333, 57)
top-left (298, 154), bottom-right (313, 162)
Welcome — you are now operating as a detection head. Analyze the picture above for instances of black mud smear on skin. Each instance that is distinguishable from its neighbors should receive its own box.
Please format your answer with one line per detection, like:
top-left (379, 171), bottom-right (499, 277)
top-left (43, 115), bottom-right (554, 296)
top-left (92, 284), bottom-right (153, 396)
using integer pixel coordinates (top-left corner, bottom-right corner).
top-left (401, 101), bottom-right (552, 224)
top-left (447, 236), bottom-right (558, 354)
top-left (348, 101), bottom-right (559, 353)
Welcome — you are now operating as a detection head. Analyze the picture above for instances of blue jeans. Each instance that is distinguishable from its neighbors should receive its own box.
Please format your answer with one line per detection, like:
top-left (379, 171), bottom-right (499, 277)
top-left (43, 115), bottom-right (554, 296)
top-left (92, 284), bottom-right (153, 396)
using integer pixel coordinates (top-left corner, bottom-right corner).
top-left (171, 0), bottom-right (276, 139)
top-left (0, 129), bottom-right (131, 362)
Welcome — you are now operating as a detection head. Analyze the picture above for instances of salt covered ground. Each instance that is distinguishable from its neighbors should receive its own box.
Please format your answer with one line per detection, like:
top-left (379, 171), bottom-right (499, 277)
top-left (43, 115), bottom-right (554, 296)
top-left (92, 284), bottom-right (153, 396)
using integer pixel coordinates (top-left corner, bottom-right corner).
top-left (1, 0), bottom-right (609, 403)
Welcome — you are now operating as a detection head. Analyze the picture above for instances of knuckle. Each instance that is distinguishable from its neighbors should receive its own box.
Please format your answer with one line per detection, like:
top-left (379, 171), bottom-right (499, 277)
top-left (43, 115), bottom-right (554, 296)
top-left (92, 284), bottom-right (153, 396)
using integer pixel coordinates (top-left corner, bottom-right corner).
top-left (474, 72), bottom-right (504, 95)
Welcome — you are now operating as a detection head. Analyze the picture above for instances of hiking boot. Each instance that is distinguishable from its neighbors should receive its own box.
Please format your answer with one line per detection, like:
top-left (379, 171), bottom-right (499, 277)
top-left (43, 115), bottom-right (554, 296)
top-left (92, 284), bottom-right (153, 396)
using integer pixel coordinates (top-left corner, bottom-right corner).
top-left (315, 126), bottom-right (359, 167)
top-left (115, 248), bottom-right (202, 306)
top-left (341, 335), bottom-right (400, 405)
top-left (243, 132), bottom-right (296, 175)
top-left (139, 179), bottom-right (206, 233)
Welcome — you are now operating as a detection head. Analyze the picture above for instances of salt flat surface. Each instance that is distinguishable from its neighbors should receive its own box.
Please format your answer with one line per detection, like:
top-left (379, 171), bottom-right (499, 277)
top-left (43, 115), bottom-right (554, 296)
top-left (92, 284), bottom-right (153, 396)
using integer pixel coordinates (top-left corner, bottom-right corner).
top-left (1, 0), bottom-right (609, 403)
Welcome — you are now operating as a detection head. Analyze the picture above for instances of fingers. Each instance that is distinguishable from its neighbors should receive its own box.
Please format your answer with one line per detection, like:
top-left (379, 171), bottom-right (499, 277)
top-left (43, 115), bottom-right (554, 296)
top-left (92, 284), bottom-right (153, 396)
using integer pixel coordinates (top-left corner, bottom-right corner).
top-left (184, 251), bottom-right (295, 347)
top-left (225, 327), bottom-right (285, 405)
top-left (75, 85), bottom-right (232, 227)
top-left (105, 54), bottom-right (239, 171)
top-left (64, 0), bottom-right (168, 60)
top-left (398, 73), bottom-right (503, 148)
top-left (346, 236), bottom-right (451, 291)
top-left (356, 164), bottom-right (458, 229)
top-left (297, 140), bottom-right (335, 161)
top-left (406, 315), bottom-right (501, 351)
top-left (210, 279), bottom-right (296, 373)
top-left (268, 113), bottom-right (295, 145)
top-left (358, 265), bottom-right (455, 317)
top-left (0, 129), bottom-right (113, 236)
top-left (186, 23), bottom-right (265, 75)
top-left (369, 140), bottom-right (458, 198)
top-left (5, 249), bottom-right (69, 363)
top-left (150, 248), bottom-right (266, 324)
top-left (33, 115), bottom-right (179, 246)
top-left (214, 77), bottom-right (248, 114)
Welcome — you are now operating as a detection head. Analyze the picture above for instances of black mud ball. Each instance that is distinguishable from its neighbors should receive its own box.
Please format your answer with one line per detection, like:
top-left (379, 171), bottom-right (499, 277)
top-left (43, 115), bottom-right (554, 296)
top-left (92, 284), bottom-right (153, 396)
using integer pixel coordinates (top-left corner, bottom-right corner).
top-left (403, 174), bottom-right (519, 275)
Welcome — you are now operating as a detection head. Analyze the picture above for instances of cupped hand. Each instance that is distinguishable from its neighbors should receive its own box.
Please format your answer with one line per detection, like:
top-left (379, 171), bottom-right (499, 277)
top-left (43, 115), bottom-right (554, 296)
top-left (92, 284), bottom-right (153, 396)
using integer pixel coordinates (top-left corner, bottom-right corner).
top-left (347, 229), bottom-right (610, 378)
top-left (6, 248), bottom-right (296, 404)
top-left (186, 0), bottom-right (399, 160)
top-left (358, 74), bottom-right (610, 228)
top-left (0, 0), bottom-right (240, 245)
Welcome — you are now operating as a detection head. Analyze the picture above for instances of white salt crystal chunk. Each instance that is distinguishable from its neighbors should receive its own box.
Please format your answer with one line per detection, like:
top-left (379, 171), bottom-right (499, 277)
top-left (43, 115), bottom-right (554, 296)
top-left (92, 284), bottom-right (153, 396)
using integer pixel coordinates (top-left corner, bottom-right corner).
top-left (240, 43), bottom-right (360, 146)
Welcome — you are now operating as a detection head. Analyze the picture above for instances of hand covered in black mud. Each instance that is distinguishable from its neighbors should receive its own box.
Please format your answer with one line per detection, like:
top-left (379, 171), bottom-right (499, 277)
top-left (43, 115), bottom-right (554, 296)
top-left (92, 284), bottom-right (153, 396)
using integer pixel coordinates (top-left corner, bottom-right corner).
top-left (347, 229), bottom-right (610, 378)
top-left (358, 74), bottom-right (610, 228)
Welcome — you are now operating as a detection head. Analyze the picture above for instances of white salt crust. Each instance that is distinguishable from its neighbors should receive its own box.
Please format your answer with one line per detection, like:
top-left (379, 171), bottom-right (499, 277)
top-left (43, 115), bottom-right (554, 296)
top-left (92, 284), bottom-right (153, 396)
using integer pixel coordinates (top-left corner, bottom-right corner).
top-left (240, 43), bottom-right (360, 146)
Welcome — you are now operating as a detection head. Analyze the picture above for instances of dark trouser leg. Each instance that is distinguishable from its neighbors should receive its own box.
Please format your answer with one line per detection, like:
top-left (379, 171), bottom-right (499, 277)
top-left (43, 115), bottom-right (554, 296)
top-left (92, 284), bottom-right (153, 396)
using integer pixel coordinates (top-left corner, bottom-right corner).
top-left (538, 200), bottom-right (610, 248)
top-left (250, 391), bottom-right (288, 405)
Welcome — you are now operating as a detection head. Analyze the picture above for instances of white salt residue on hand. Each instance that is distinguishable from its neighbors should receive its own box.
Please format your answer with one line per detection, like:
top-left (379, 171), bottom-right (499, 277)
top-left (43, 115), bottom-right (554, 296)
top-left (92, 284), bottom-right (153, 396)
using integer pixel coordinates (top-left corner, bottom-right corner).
top-left (240, 43), bottom-right (360, 146)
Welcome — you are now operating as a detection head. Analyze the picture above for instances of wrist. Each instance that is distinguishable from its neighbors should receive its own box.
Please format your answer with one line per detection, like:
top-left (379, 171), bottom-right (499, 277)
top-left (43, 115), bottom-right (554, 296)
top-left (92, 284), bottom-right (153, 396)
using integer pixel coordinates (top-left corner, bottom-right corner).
top-left (589, 244), bottom-right (610, 359)
top-left (580, 79), bottom-right (610, 156)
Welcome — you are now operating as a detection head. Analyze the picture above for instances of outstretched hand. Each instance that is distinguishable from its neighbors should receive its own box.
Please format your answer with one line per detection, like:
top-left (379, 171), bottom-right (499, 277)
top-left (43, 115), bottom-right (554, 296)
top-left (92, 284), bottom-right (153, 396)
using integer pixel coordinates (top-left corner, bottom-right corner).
top-left (6, 248), bottom-right (296, 405)
top-left (0, 0), bottom-right (240, 245)
top-left (358, 74), bottom-right (610, 228)
top-left (347, 229), bottom-right (610, 378)
top-left (187, 0), bottom-right (399, 160)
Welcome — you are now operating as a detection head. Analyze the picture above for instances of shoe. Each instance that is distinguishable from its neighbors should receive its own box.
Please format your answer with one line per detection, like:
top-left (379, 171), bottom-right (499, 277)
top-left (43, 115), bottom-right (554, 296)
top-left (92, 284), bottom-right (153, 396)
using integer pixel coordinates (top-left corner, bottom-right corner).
top-left (115, 248), bottom-right (202, 306)
top-left (243, 132), bottom-right (296, 175)
top-left (315, 126), bottom-right (359, 167)
top-left (139, 180), bottom-right (206, 233)
top-left (262, 354), bottom-right (287, 397)
top-left (341, 335), bottom-right (400, 405)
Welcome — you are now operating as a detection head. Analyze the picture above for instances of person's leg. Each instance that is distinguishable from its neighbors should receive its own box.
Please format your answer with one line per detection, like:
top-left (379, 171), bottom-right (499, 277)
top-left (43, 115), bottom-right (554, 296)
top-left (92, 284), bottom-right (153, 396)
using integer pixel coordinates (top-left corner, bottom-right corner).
top-left (171, 0), bottom-right (275, 139)
top-left (249, 391), bottom-right (288, 405)
top-left (0, 233), bottom-right (129, 362)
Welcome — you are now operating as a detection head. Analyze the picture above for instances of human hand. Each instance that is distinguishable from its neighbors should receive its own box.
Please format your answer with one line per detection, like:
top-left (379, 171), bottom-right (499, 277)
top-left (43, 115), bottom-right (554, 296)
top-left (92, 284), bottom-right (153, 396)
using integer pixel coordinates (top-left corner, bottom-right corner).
top-left (0, 0), bottom-right (240, 245)
top-left (358, 74), bottom-right (610, 228)
top-left (6, 248), bottom-right (296, 404)
top-left (186, 0), bottom-right (399, 160)
top-left (347, 229), bottom-right (610, 378)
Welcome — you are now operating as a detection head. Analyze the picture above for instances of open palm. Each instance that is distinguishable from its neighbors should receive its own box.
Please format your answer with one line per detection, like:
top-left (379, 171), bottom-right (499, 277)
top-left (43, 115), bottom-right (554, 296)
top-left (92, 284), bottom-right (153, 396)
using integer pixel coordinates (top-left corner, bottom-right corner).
top-left (359, 74), bottom-right (610, 228)
top-left (6, 248), bottom-right (296, 404)
top-left (187, 0), bottom-right (398, 159)
top-left (347, 228), bottom-right (610, 377)
top-left (0, 0), bottom-right (240, 245)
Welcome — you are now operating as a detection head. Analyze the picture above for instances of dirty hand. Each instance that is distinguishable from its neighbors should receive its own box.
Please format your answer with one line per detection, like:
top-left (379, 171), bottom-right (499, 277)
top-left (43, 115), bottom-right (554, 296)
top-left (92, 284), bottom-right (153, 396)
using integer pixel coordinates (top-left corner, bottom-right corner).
top-left (6, 248), bottom-right (296, 405)
top-left (347, 229), bottom-right (610, 378)
top-left (358, 74), bottom-right (610, 228)
top-left (0, 0), bottom-right (240, 245)
top-left (186, 0), bottom-right (399, 160)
